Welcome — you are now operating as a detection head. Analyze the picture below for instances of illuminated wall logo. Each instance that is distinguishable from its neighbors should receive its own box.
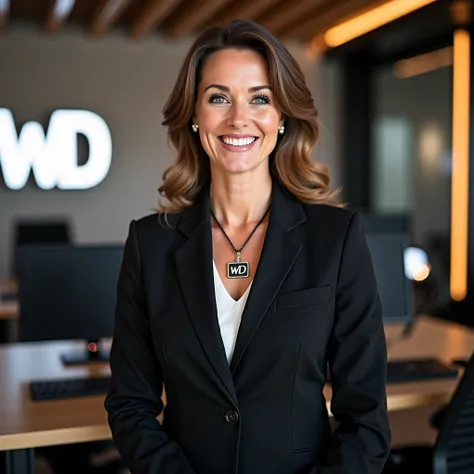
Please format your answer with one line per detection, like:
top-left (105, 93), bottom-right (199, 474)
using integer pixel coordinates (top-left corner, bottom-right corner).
top-left (0, 108), bottom-right (112, 190)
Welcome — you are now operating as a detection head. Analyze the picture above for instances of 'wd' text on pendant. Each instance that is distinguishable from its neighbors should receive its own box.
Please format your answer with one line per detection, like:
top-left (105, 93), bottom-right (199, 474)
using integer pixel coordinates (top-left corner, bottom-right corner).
top-left (227, 262), bottom-right (250, 279)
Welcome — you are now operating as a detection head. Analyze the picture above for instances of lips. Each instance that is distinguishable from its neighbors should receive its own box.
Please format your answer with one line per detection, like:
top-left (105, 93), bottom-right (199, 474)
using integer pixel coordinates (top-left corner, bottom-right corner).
top-left (219, 135), bottom-right (258, 146)
top-left (218, 135), bottom-right (259, 152)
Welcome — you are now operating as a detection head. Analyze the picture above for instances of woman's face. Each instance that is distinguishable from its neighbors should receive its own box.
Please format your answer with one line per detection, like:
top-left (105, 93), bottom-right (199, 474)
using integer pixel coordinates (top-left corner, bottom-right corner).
top-left (194, 48), bottom-right (283, 175)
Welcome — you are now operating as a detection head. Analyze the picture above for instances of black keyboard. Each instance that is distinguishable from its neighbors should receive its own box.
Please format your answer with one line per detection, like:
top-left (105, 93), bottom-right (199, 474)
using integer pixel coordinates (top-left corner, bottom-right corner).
top-left (326, 357), bottom-right (459, 385)
top-left (386, 358), bottom-right (459, 384)
top-left (30, 375), bottom-right (111, 401)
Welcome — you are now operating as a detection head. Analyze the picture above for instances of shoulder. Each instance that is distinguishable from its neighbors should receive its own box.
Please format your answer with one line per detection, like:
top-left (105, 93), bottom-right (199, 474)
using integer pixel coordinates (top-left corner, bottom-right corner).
top-left (299, 204), bottom-right (371, 275)
top-left (302, 202), bottom-right (362, 237)
top-left (132, 212), bottom-right (181, 233)
top-left (125, 211), bottom-right (184, 249)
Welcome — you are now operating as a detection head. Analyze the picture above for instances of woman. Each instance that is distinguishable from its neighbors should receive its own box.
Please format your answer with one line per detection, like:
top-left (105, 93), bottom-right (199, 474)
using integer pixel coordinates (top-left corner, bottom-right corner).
top-left (105, 19), bottom-right (391, 474)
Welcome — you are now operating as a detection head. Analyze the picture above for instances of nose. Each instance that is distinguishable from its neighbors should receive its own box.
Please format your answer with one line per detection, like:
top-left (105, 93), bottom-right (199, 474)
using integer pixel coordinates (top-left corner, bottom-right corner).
top-left (227, 102), bottom-right (249, 129)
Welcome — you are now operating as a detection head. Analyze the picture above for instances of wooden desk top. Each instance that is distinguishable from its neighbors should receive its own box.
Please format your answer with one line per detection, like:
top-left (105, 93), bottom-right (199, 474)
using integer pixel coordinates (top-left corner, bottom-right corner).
top-left (0, 279), bottom-right (18, 321)
top-left (0, 300), bottom-right (19, 321)
top-left (1, 315), bottom-right (473, 452)
top-left (0, 340), bottom-right (111, 450)
top-left (380, 315), bottom-right (474, 412)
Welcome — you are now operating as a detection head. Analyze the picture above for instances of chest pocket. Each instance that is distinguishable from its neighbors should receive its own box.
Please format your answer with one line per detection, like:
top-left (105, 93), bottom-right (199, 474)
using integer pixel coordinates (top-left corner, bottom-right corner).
top-left (276, 285), bottom-right (332, 311)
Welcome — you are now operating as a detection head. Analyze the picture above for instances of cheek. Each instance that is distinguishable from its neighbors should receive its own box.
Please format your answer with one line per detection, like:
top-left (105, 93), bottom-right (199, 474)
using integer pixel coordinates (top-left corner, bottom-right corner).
top-left (195, 103), bottom-right (219, 132)
top-left (255, 110), bottom-right (280, 135)
top-left (200, 116), bottom-right (221, 133)
top-left (200, 134), bottom-right (219, 159)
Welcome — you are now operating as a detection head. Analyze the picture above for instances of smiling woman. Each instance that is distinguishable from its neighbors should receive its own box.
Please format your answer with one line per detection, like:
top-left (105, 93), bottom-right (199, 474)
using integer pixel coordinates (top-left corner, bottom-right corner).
top-left (105, 19), bottom-right (391, 474)
top-left (159, 19), bottom-right (339, 214)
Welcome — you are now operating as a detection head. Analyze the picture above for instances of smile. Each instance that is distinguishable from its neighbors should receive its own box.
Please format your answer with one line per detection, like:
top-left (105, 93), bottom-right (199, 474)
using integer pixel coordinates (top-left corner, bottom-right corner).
top-left (218, 135), bottom-right (259, 152)
top-left (219, 136), bottom-right (257, 146)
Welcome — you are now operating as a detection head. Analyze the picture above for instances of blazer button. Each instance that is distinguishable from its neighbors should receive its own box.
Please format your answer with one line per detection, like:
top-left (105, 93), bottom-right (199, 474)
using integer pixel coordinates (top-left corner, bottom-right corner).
top-left (224, 410), bottom-right (239, 424)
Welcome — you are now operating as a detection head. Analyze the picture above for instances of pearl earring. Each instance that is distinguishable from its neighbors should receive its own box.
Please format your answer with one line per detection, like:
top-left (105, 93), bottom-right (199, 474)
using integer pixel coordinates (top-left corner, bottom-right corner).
top-left (192, 123), bottom-right (199, 133)
top-left (278, 125), bottom-right (285, 135)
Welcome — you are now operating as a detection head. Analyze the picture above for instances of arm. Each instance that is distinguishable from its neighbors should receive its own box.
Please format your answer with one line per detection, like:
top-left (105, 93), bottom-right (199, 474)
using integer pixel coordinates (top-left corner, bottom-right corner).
top-left (316, 212), bottom-right (391, 473)
top-left (104, 220), bottom-right (197, 474)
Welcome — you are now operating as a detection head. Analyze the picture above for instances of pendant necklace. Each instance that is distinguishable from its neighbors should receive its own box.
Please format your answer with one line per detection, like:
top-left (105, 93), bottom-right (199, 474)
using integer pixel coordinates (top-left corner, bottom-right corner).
top-left (210, 205), bottom-right (271, 279)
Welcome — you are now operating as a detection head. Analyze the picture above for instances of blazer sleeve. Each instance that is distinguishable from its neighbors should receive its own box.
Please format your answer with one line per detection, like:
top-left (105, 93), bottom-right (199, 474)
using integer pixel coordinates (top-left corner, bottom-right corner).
top-left (315, 212), bottom-right (391, 473)
top-left (104, 220), bottom-right (197, 474)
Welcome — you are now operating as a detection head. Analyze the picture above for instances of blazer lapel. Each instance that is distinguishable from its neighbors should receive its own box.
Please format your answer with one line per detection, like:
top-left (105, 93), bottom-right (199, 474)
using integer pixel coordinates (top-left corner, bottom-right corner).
top-left (229, 182), bottom-right (307, 374)
top-left (174, 189), bottom-right (238, 406)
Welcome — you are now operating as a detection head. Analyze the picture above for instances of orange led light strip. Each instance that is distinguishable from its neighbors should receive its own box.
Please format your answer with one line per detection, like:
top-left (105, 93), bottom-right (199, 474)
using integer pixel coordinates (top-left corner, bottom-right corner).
top-left (450, 29), bottom-right (470, 301)
top-left (324, 0), bottom-right (438, 48)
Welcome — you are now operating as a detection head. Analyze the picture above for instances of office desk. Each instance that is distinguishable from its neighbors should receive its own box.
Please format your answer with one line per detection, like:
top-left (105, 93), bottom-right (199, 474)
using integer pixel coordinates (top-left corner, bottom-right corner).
top-left (0, 340), bottom-right (112, 474)
top-left (0, 279), bottom-right (18, 321)
top-left (0, 301), bottom-right (19, 321)
top-left (1, 315), bottom-right (473, 474)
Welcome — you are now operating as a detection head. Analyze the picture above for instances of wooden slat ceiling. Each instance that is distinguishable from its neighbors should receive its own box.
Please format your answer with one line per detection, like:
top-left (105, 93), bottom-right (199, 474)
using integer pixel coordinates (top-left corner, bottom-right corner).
top-left (3, 0), bottom-right (394, 44)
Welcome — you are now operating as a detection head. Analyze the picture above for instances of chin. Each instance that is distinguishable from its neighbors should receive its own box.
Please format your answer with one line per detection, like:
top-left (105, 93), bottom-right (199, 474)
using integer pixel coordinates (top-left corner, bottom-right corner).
top-left (219, 154), bottom-right (269, 175)
top-left (227, 163), bottom-right (265, 176)
top-left (217, 157), bottom-right (255, 174)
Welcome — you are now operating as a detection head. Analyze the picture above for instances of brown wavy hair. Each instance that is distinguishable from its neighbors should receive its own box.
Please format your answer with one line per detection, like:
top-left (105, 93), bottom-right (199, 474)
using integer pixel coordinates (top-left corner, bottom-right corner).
top-left (159, 19), bottom-right (340, 214)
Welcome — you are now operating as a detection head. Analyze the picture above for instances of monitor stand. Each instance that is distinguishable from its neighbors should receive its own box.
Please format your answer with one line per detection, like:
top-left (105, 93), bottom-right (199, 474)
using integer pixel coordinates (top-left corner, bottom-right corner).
top-left (60, 339), bottom-right (109, 365)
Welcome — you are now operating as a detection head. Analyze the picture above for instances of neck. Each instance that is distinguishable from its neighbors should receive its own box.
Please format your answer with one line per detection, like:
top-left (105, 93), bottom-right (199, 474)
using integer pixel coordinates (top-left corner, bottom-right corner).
top-left (209, 171), bottom-right (272, 227)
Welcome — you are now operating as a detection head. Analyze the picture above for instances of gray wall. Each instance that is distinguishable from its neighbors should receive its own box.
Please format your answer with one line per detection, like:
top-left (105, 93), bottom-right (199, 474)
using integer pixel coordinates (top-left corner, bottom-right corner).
top-left (0, 24), bottom-right (341, 277)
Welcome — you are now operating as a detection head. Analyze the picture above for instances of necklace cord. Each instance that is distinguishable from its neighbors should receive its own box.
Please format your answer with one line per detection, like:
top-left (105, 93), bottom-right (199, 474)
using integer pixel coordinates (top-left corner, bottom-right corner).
top-left (210, 205), bottom-right (271, 255)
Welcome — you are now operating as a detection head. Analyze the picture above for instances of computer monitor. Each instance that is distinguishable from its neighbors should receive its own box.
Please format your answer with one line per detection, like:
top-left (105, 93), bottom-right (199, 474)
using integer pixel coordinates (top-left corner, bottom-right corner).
top-left (16, 244), bottom-right (124, 364)
top-left (361, 212), bottom-right (412, 235)
top-left (365, 232), bottom-right (414, 325)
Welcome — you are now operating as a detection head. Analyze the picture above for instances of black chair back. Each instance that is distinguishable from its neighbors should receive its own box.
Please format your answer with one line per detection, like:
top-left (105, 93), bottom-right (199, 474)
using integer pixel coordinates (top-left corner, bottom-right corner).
top-left (433, 352), bottom-right (474, 474)
top-left (14, 219), bottom-right (71, 246)
top-left (11, 219), bottom-right (72, 278)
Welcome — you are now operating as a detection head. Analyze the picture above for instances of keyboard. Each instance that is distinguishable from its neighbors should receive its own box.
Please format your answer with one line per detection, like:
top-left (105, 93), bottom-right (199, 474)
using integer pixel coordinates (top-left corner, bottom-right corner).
top-left (386, 358), bottom-right (459, 384)
top-left (325, 357), bottom-right (459, 385)
top-left (31, 357), bottom-right (459, 401)
top-left (30, 375), bottom-right (111, 401)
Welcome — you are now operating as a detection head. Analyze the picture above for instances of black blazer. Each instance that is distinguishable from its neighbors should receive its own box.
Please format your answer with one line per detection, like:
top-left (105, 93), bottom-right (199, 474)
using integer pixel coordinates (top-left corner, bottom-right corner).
top-left (105, 181), bottom-right (391, 474)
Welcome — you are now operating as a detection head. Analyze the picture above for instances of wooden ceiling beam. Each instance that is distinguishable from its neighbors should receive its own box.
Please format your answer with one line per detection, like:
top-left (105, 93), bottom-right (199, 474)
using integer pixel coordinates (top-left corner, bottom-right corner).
top-left (279, 0), bottom-right (386, 42)
top-left (0, 0), bottom-right (9, 32)
top-left (131, 0), bottom-right (181, 38)
top-left (91, 0), bottom-right (134, 35)
top-left (46, 0), bottom-right (76, 34)
top-left (257, 0), bottom-right (328, 34)
top-left (214, 0), bottom-right (283, 24)
top-left (164, 0), bottom-right (230, 38)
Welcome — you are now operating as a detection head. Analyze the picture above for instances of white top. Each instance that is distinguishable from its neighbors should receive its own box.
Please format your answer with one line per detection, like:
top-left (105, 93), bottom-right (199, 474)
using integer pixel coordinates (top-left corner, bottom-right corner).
top-left (213, 261), bottom-right (252, 363)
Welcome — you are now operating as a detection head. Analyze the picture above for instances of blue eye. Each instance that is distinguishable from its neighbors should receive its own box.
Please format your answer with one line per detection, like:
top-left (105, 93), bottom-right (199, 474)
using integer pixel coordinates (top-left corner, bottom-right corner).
top-left (208, 92), bottom-right (271, 105)
top-left (209, 93), bottom-right (228, 104)
top-left (252, 94), bottom-right (271, 105)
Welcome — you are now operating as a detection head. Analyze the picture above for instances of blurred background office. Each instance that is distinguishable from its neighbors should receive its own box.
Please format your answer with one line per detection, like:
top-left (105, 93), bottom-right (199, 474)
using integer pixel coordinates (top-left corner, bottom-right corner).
top-left (1, 1), bottom-right (474, 474)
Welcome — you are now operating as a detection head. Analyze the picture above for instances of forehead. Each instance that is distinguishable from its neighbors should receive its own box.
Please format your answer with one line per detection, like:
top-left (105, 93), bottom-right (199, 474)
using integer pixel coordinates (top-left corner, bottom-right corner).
top-left (199, 48), bottom-right (270, 88)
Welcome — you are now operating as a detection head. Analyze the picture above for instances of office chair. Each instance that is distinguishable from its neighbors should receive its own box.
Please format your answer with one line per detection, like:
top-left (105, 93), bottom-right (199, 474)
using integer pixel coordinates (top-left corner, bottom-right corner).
top-left (432, 352), bottom-right (474, 473)
top-left (14, 219), bottom-right (71, 246)
top-left (384, 352), bottom-right (474, 474)
top-left (10, 218), bottom-right (72, 278)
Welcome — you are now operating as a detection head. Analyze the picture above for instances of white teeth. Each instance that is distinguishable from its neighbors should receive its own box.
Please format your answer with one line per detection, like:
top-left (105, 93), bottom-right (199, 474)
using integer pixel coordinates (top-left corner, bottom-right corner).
top-left (221, 136), bottom-right (256, 146)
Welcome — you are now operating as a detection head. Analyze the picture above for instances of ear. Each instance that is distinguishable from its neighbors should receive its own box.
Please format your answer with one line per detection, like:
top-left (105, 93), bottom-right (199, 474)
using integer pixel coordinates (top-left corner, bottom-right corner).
top-left (192, 109), bottom-right (199, 125)
top-left (279, 113), bottom-right (285, 127)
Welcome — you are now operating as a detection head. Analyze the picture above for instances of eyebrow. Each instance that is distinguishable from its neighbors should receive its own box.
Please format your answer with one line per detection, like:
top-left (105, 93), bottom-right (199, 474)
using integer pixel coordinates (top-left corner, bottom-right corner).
top-left (203, 84), bottom-right (271, 93)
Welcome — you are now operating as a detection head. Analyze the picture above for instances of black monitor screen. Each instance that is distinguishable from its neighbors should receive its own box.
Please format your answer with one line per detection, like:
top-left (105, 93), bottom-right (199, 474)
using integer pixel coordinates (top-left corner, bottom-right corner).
top-left (16, 244), bottom-right (123, 343)
top-left (365, 233), bottom-right (414, 324)
top-left (361, 213), bottom-right (411, 235)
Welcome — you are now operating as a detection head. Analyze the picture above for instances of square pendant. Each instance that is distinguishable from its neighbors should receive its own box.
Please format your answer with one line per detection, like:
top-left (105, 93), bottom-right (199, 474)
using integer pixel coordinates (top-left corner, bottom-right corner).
top-left (227, 261), bottom-right (250, 279)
